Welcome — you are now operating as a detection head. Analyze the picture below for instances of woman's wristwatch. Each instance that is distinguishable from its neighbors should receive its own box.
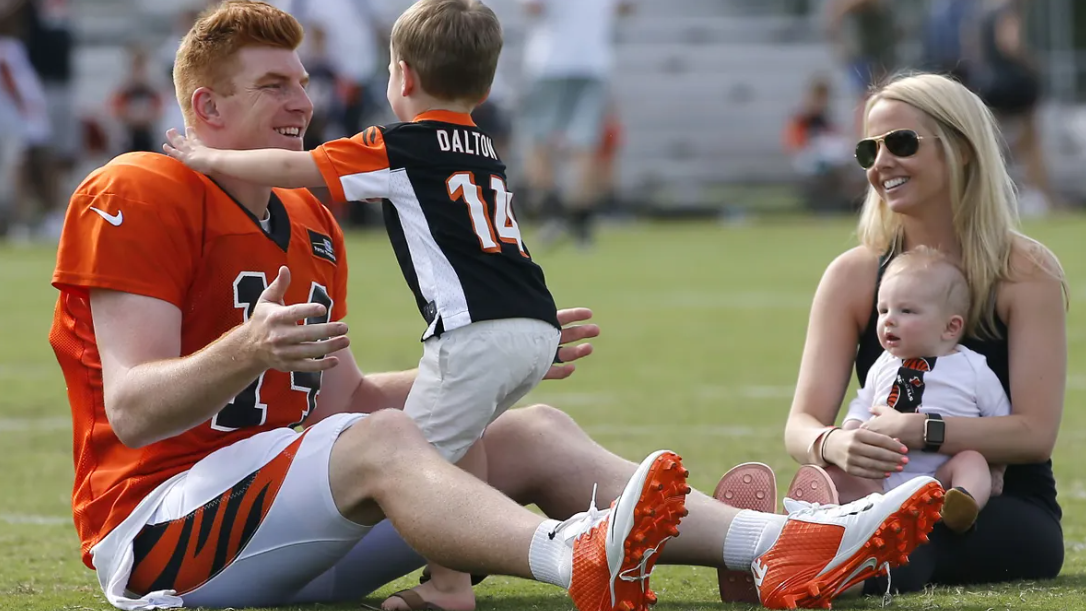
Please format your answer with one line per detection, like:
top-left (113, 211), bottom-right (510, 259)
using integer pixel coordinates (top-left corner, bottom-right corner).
top-left (922, 413), bottom-right (945, 453)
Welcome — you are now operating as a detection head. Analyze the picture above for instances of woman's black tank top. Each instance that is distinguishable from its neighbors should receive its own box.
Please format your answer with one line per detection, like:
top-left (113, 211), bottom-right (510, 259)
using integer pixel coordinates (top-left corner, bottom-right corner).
top-left (854, 253), bottom-right (1061, 519)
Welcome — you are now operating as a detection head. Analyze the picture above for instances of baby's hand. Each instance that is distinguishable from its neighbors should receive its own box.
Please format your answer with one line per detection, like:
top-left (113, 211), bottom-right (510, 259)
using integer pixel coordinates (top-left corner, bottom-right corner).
top-left (990, 464), bottom-right (1006, 497)
top-left (163, 127), bottom-right (217, 174)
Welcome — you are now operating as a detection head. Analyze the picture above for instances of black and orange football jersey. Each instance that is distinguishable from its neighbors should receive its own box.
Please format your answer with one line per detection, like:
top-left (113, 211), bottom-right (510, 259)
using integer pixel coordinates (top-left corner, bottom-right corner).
top-left (311, 110), bottom-right (558, 340)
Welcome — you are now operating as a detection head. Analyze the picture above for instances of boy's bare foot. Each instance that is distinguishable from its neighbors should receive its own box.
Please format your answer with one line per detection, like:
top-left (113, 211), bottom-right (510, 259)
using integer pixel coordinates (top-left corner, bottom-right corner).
top-left (381, 577), bottom-right (476, 611)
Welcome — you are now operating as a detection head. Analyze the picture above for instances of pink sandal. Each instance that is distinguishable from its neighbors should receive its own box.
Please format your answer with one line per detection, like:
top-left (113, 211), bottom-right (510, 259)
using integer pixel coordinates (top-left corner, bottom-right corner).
top-left (784, 464), bottom-right (839, 507)
top-left (712, 462), bottom-right (776, 604)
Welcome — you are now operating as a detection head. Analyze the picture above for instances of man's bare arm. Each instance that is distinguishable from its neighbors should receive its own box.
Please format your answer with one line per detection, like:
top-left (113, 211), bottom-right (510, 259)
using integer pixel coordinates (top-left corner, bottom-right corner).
top-left (94, 290), bottom-right (268, 447)
top-left (94, 266), bottom-right (348, 448)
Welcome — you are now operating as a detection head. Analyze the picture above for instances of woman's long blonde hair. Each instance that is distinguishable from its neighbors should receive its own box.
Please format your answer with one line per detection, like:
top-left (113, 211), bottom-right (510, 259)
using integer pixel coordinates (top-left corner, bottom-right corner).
top-left (856, 72), bottom-right (1063, 338)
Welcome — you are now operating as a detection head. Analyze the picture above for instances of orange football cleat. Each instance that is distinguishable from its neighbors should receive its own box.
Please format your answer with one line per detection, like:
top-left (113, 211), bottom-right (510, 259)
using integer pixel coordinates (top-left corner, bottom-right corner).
top-left (754, 476), bottom-right (944, 609)
top-left (567, 450), bottom-right (690, 611)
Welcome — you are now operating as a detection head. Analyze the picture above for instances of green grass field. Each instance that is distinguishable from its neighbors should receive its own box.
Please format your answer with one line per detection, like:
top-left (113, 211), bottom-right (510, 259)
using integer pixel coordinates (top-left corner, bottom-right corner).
top-left (1, 217), bottom-right (1084, 611)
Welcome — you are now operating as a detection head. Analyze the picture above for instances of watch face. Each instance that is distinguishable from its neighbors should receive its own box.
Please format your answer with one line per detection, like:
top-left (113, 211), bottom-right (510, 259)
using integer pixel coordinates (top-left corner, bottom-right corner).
top-left (927, 420), bottom-right (946, 444)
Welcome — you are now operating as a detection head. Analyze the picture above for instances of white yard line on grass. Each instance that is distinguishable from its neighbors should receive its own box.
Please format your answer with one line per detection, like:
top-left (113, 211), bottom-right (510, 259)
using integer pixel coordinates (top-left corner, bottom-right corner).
top-left (0, 514), bottom-right (70, 526)
top-left (697, 384), bottom-right (795, 400)
top-left (1066, 374), bottom-right (1086, 391)
top-left (529, 391), bottom-right (619, 407)
top-left (633, 291), bottom-right (813, 311)
top-left (534, 386), bottom-right (794, 409)
top-left (0, 363), bottom-right (61, 380)
top-left (0, 417), bottom-right (70, 432)
top-left (584, 423), bottom-right (771, 438)
top-left (1059, 480), bottom-right (1086, 501)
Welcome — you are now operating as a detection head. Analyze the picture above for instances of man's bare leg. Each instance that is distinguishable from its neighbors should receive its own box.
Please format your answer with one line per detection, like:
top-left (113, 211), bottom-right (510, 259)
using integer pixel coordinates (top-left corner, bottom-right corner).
top-left (383, 442), bottom-right (488, 610)
top-left (332, 411), bottom-right (538, 576)
top-left (331, 409), bottom-right (690, 611)
top-left (483, 405), bottom-right (744, 567)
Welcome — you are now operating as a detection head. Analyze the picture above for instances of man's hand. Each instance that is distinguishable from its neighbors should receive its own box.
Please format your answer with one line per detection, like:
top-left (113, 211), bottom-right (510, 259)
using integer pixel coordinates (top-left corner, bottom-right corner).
top-left (245, 266), bottom-right (350, 372)
top-left (543, 307), bottom-right (600, 380)
top-left (163, 126), bottom-right (217, 174)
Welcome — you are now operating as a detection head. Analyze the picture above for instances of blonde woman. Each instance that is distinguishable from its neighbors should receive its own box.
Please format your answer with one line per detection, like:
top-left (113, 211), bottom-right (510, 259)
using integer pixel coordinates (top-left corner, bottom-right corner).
top-left (718, 72), bottom-right (1065, 601)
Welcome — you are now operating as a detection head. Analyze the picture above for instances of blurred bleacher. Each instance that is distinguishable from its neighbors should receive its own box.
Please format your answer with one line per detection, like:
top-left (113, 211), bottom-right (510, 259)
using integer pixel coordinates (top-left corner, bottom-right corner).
top-left (67, 0), bottom-right (1086, 214)
top-left (67, 0), bottom-right (851, 214)
top-left (495, 0), bottom-right (851, 212)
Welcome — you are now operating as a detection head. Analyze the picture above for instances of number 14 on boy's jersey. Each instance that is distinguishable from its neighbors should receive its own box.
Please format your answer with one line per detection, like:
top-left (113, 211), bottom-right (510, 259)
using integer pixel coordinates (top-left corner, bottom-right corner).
top-left (446, 172), bottom-right (527, 257)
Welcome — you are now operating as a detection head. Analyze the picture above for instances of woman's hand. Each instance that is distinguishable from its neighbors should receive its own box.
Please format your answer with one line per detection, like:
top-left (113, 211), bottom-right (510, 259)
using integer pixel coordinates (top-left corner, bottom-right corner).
top-left (824, 427), bottom-right (909, 479)
top-left (862, 404), bottom-right (926, 449)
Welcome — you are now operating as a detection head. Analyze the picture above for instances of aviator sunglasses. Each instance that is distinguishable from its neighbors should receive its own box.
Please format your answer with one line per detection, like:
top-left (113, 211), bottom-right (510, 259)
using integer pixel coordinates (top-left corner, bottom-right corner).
top-left (854, 129), bottom-right (935, 169)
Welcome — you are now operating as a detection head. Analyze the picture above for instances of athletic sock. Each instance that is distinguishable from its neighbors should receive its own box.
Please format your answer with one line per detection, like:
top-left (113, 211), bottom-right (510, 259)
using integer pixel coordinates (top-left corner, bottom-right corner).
top-left (722, 510), bottom-right (788, 570)
top-left (528, 519), bottom-right (571, 588)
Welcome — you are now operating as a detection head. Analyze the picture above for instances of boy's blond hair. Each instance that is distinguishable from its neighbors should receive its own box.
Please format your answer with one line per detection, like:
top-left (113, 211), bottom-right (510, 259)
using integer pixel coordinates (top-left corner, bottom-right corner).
top-left (391, 0), bottom-right (502, 103)
top-left (173, 0), bottom-right (304, 126)
top-left (884, 246), bottom-right (972, 319)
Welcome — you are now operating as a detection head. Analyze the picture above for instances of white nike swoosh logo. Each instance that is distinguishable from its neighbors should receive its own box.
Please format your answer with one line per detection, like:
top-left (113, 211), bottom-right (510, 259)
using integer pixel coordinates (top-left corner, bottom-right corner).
top-left (89, 207), bottom-right (123, 226)
top-left (833, 556), bottom-right (879, 596)
top-left (609, 493), bottom-right (621, 545)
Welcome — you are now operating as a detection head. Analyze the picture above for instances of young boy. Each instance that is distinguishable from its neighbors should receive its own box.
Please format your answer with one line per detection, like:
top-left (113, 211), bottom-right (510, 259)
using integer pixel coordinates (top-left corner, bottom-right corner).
top-left (838, 247), bottom-right (1010, 533)
top-left (165, 1), bottom-right (561, 607)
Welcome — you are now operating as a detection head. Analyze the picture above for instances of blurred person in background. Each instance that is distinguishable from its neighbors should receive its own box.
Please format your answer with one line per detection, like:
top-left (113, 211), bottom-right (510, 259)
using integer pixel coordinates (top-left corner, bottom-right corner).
top-left (782, 74), bottom-right (859, 214)
top-left (298, 23), bottom-right (349, 222)
top-left (920, 0), bottom-right (978, 86)
top-left (0, 0), bottom-right (53, 242)
top-left (971, 0), bottom-right (1062, 216)
top-left (299, 24), bottom-right (343, 152)
top-left (0, 0), bottom-right (26, 236)
top-left (471, 71), bottom-right (512, 160)
top-left (25, 0), bottom-right (75, 232)
top-left (269, 0), bottom-right (388, 135)
top-left (110, 45), bottom-right (165, 154)
top-left (269, 0), bottom-right (388, 228)
top-left (470, 3), bottom-right (518, 164)
top-left (519, 0), bottom-right (632, 250)
top-left (826, 0), bottom-right (896, 137)
top-left (157, 7), bottom-right (205, 139)
top-left (593, 98), bottom-right (623, 218)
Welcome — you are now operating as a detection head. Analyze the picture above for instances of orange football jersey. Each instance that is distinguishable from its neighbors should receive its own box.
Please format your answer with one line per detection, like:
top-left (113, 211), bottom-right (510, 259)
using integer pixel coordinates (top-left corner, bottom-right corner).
top-left (49, 152), bottom-right (349, 568)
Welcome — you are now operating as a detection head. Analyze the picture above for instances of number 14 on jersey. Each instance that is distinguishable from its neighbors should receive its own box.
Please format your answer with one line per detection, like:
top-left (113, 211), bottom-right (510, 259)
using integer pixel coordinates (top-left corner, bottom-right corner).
top-left (446, 172), bottom-right (527, 257)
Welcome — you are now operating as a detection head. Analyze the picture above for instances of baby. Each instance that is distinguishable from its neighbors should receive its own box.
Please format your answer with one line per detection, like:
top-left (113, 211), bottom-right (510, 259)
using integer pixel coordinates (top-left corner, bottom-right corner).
top-left (840, 246), bottom-right (1009, 532)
